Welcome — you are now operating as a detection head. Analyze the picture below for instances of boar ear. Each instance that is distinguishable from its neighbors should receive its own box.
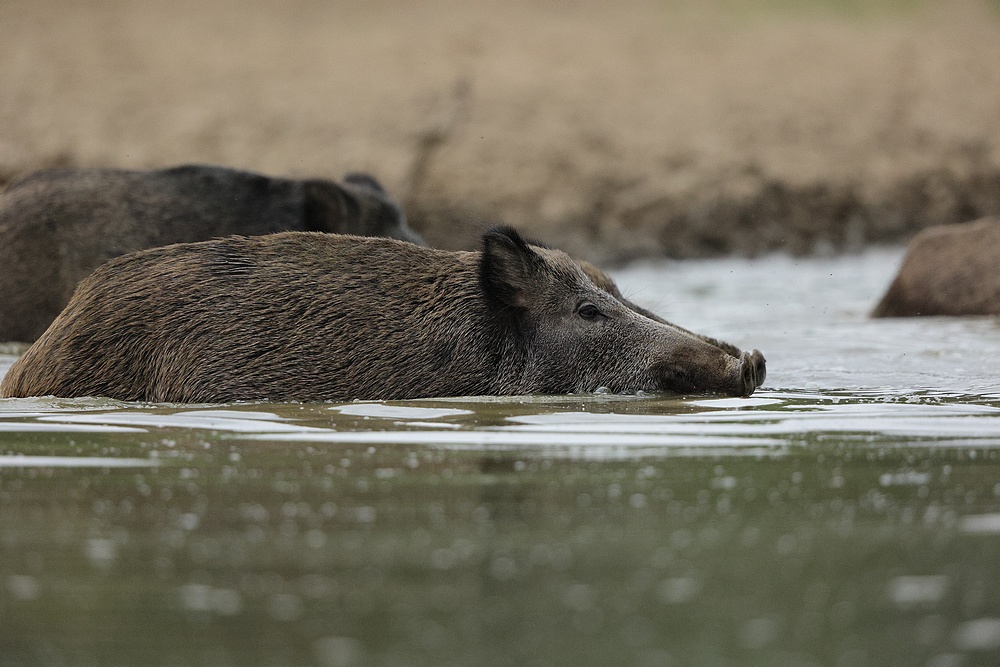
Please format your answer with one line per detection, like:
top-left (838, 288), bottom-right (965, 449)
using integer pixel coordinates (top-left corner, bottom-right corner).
top-left (302, 180), bottom-right (359, 233)
top-left (479, 226), bottom-right (546, 309)
top-left (342, 172), bottom-right (388, 194)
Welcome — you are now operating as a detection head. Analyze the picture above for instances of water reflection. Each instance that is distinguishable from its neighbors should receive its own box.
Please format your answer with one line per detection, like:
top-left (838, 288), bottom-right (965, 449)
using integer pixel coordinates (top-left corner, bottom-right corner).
top-left (1, 391), bottom-right (999, 664)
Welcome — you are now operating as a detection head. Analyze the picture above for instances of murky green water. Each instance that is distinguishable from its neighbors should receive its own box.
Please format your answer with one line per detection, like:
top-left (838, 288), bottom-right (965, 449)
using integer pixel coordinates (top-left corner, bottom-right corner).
top-left (2, 249), bottom-right (1000, 666)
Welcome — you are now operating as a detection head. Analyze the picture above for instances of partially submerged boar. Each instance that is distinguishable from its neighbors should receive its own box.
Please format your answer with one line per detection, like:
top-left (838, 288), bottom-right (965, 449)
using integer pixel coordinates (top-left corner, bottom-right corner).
top-left (872, 216), bottom-right (1000, 317)
top-left (1, 228), bottom-right (765, 402)
top-left (0, 164), bottom-right (424, 343)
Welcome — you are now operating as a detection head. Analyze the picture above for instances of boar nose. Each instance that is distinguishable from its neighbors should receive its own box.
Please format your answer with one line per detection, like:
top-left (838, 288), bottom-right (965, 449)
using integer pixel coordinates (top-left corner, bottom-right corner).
top-left (736, 350), bottom-right (761, 397)
top-left (652, 347), bottom-right (764, 397)
top-left (706, 349), bottom-right (765, 398)
top-left (707, 349), bottom-right (763, 397)
top-left (750, 349), bottom-right (767, 386)
top-left (713, 351), bottom-right (762, 398)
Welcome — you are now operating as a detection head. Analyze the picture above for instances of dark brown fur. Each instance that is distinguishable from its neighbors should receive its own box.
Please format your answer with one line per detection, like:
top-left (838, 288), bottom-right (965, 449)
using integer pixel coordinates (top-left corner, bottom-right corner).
top-left (872, 217), bottom-right (1000, 317)
top-left (1, 228), bottom-right (765, 403)
top-left (0, 164), bottom-right (424, 342)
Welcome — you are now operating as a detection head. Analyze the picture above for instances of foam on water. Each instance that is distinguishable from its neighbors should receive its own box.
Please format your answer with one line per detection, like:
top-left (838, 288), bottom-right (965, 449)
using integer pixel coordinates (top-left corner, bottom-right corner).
top-left (959, 514), bottom-right (1000, 534)
top-left (0, 422), bottom-right (147, 433)
top-left (238, 428), bottom-right (785, 457)
top-left (330, 404), bottom-right (474, 419)
top-left (0, 455), bottom-right (158, 467)
top-left (34, 411), bottom-right (322, 433)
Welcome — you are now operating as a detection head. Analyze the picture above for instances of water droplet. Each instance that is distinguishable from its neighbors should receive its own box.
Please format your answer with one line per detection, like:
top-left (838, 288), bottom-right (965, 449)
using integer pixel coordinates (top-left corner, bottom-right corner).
top-left (887, 575), bottom-right (949, 608)
top-left (7, 574), bottom-right (39, 601)
top-left (314, 636), bottom-right (365, 667)
top-left (562, 583), bottom-right (597, 611)
top-left (431, 548), bottom-right (457, 570)
top-left (742, 617), bottom-right (779, 649)
top-left (210, 588), bottom-right (243, 616)
top-left (953, 618), bottom-right (1000, 651)
top-left (657, 577), bottom-right (701, 604)
top-left (776, 534), bottom-right (797, 556)
top-left (85, 538), bottom-right (116, 568)
top-left (353, 506), bottom-right (376, 524)
top-left (179, 583), bottom-right (212, 612)
top-left (489, 556), bottom-right (517, 581)
top-left (267, 593), bottom-right (304, 622)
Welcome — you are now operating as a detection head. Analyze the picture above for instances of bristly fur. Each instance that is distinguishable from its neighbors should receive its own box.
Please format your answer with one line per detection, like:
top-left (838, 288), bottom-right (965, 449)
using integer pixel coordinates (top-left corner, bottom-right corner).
top-left (1, 229), bottom-right (764, 403)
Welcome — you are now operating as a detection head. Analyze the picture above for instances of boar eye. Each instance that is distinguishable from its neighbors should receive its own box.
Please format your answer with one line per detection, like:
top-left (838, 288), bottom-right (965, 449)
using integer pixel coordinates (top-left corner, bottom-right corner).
top-left (577, 303), bottom-right (605, 321)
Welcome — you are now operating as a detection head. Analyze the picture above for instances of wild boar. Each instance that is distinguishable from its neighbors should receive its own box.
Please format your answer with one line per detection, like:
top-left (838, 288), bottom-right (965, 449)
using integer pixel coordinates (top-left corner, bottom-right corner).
top-left (0, 164), bottom-right (424, 343)
top-left (1, 227), bottom-right (765, 402)
top-left (872, 216), bottom-right (1000, 317)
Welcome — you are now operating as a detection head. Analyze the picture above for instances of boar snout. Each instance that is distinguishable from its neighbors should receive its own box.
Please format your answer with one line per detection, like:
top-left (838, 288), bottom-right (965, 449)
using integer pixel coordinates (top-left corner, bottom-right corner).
top-left (750, 349), bottom-right (767, 387)
top-left (723, 350), bottom-right (762, 397)
top-left (653, 348), bottom-right (765, 398)
top-left (738, 350), bottom-right (761, 397)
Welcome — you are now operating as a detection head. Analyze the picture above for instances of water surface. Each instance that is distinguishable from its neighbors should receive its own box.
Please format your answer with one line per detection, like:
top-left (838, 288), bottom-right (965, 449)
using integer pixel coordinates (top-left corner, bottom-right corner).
top-left (2, 248), bottom-right (1000, 666)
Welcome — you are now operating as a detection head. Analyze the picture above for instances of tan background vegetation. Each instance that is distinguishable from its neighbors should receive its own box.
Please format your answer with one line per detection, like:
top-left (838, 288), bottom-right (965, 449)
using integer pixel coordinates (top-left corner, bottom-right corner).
top-left (2, 0), bottom-right (999, 262)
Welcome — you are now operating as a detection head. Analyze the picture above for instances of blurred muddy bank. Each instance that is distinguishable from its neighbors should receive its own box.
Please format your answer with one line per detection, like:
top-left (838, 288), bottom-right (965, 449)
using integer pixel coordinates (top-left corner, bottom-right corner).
top-left (2, 0), bottom-right (999, 263)
top-left (408, 161), bottom-right (1000, 263)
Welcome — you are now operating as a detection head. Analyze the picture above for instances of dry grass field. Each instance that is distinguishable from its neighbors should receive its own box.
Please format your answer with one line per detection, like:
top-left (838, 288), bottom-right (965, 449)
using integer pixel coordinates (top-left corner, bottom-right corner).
top-left (2, 0), bottom-right (999, 262)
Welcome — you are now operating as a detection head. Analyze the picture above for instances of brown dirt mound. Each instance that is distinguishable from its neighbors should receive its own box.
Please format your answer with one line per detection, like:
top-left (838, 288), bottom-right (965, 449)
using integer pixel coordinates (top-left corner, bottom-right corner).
top-left (2, 0), bottom-right (999, 263)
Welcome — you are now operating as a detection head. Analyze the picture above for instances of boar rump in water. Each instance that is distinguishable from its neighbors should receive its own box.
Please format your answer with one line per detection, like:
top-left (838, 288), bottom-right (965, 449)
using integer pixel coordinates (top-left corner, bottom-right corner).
top-left (0, 227), bottom-right (766, 402)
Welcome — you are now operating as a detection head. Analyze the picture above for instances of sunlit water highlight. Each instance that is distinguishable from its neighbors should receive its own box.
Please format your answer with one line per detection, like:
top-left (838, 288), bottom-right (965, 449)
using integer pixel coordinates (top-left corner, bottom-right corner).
top-left (2, 248), bottom-right (1000, 666)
